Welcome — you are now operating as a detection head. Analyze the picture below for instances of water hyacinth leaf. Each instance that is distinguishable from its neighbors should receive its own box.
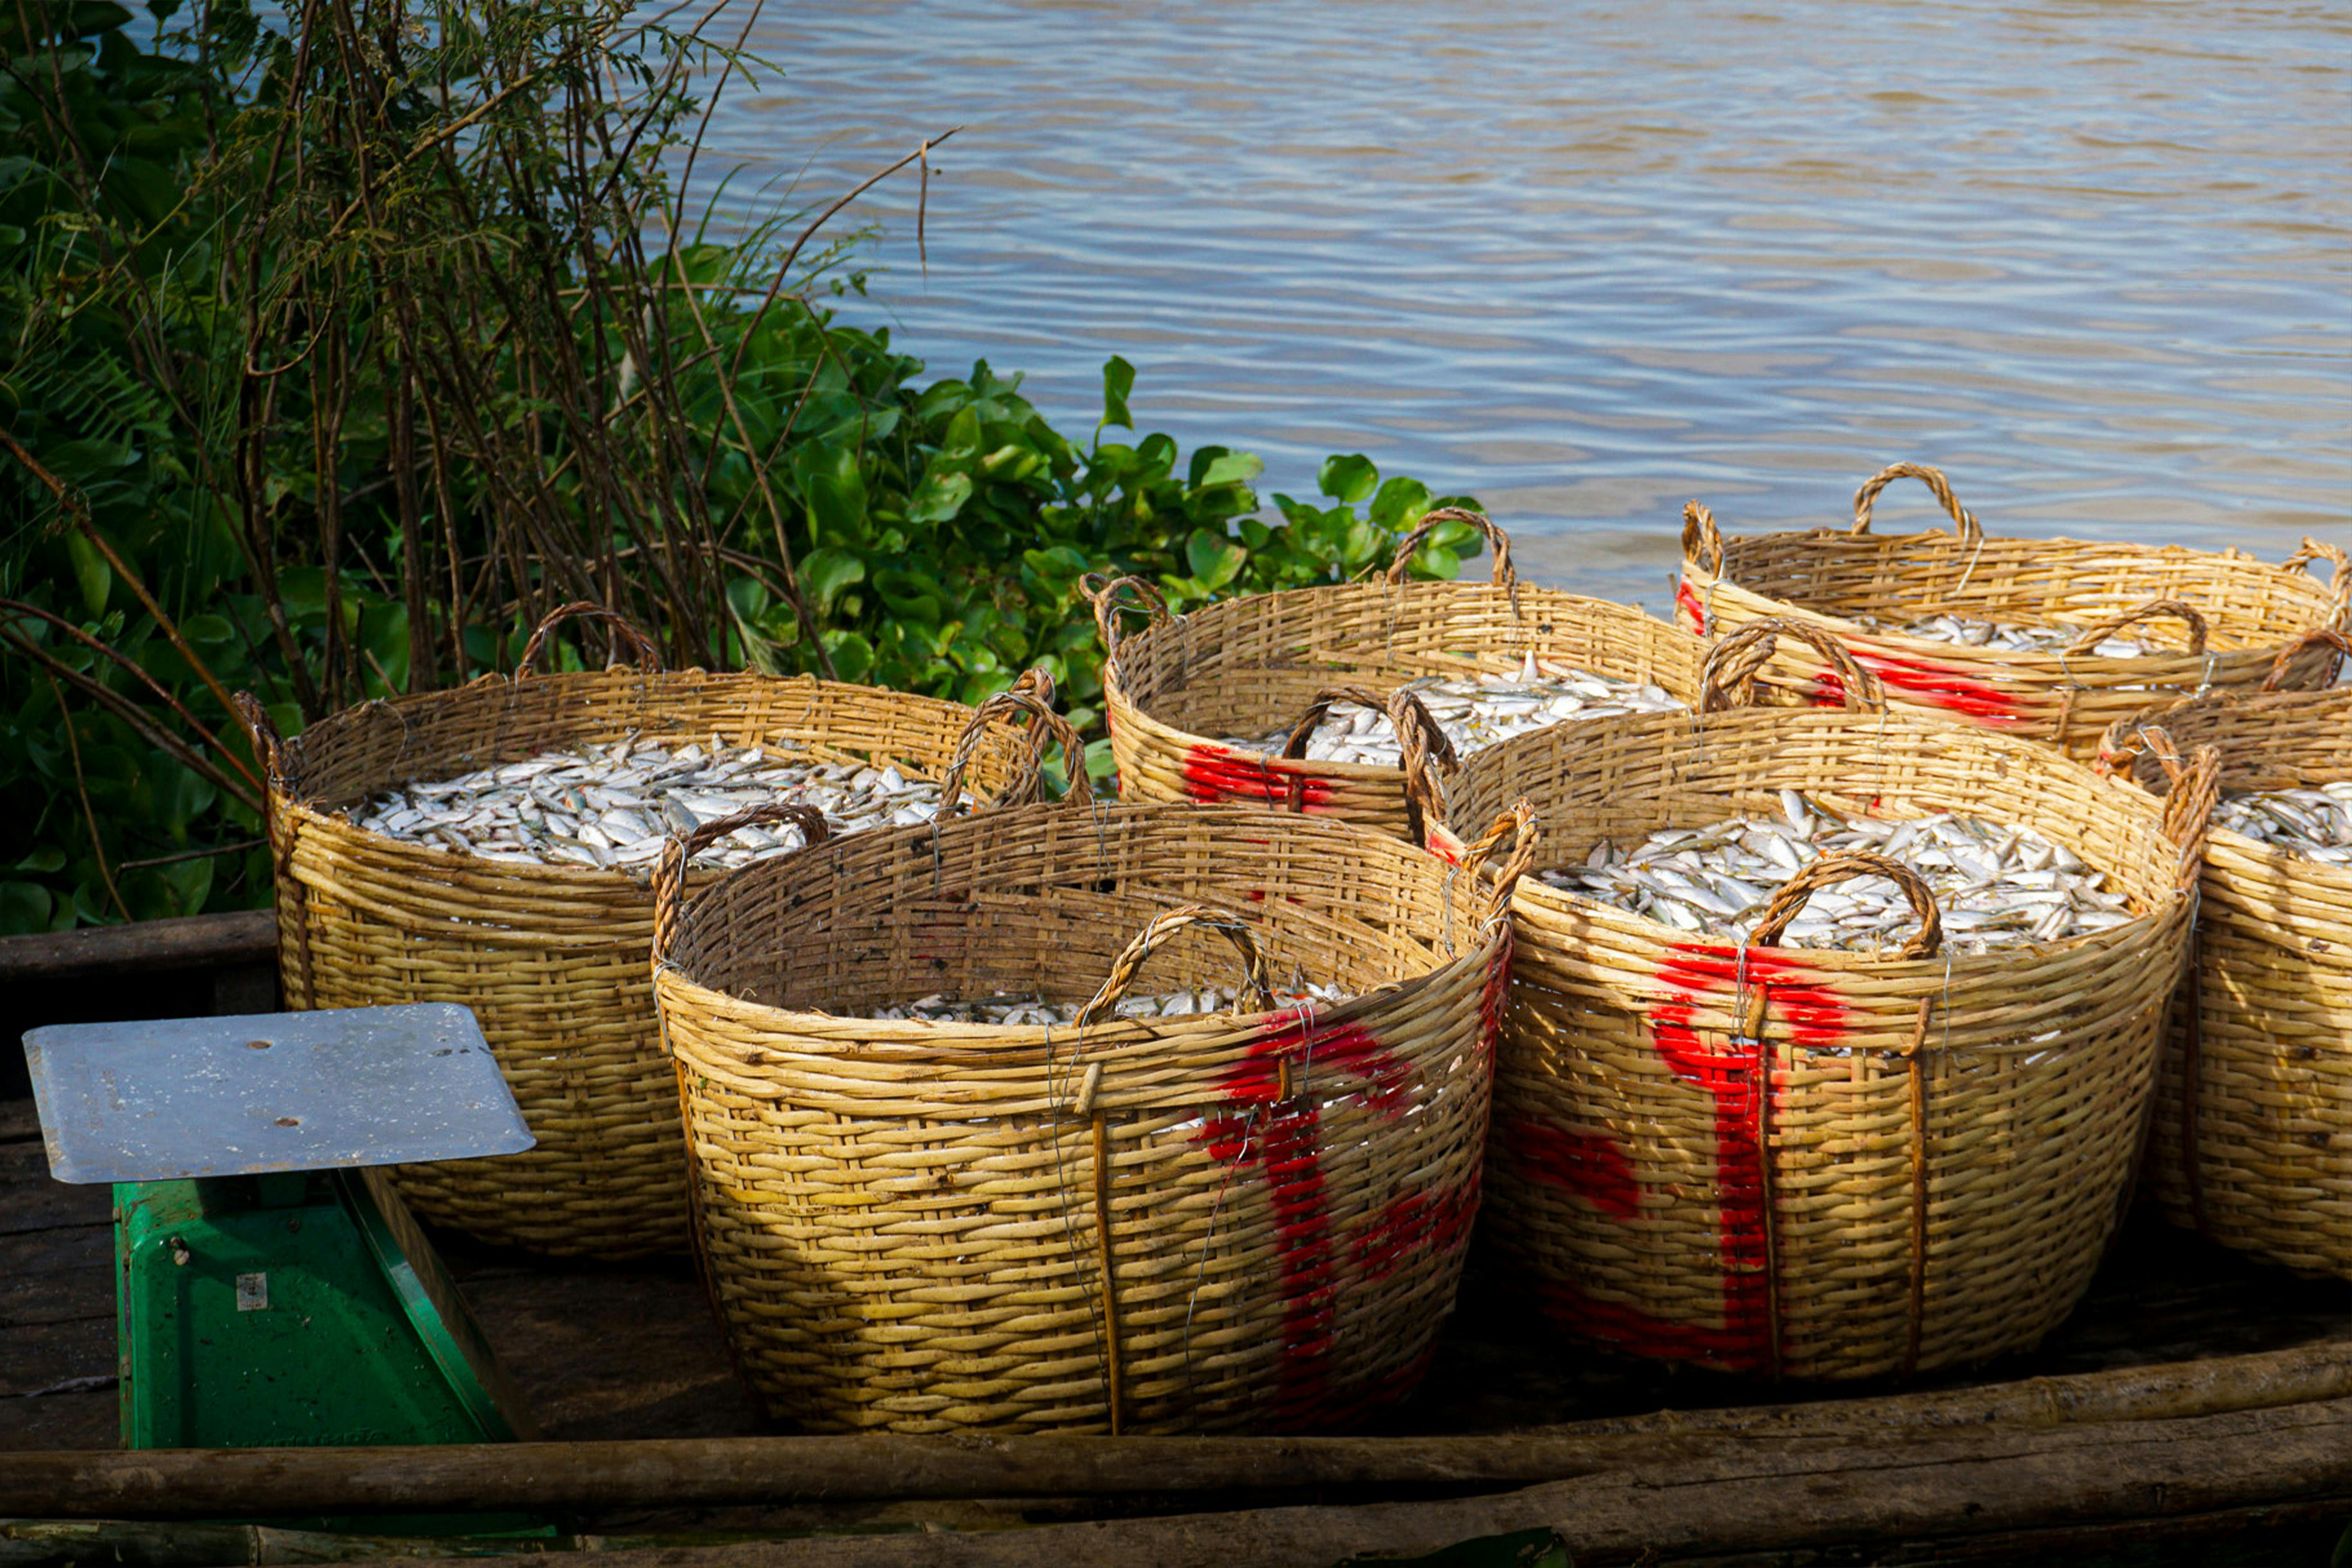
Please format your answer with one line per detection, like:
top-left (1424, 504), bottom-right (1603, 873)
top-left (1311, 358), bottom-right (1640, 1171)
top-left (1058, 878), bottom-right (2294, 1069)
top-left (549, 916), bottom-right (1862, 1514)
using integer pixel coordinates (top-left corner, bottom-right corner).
top-left (1186, 530), bottom-right (1247, 590)
top-left (1318, 452), bottom-right (1378, 505)
top-left (907, 466), bottom-right (974, 523)
top-left (821, 628), bottom-right (875, 683)
top-left (0, 881), bottom-right (50, 935)
top-left (1100, 354), bottom-right (1135, 432)
top-left (14, 846), bottom-right (65, 874)
top-left (800, 548), bottom-right (865, 615)
top-left (181, 612), bottom-right (235, 644)
top-left (792, 441), bottom-right (868, 544)
top-left (1189, 446), bottom-right (1263, 490)
top-left (65, 531), bottom-right (112, 614)
top-left (1368, 475), bottom-right (1432, 529)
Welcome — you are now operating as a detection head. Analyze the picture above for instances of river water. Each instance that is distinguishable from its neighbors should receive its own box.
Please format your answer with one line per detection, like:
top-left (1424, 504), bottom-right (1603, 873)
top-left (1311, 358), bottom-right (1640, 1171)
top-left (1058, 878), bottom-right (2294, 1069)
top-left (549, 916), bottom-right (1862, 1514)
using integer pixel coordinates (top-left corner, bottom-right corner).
top-left (693, 0), bottom-right (2350, 608)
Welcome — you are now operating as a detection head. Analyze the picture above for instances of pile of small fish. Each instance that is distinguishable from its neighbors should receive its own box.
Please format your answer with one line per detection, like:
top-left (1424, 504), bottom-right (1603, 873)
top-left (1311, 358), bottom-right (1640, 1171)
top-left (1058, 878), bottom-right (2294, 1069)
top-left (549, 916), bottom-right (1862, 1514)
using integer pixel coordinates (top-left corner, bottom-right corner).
top-left (349, 737), bottom-right (954, 872)
top-left (1224, 653), bottom-right (1684, 766)
top-left (1862, 612), bottom-right (2156, 659)
top-left (869, 980), bottom-right (1350, 1025)
top-left (2213, 782), bottom-right (2352, 865)
top-left (1538, 790), bottom-right (2138, 952)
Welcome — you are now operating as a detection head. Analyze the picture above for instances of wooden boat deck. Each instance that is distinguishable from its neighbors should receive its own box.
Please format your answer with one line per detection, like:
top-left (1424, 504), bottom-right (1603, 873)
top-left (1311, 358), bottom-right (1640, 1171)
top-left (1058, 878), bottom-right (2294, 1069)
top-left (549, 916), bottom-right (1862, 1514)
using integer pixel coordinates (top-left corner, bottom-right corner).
top-left (9, 1091), bottom-right (2349, 1455)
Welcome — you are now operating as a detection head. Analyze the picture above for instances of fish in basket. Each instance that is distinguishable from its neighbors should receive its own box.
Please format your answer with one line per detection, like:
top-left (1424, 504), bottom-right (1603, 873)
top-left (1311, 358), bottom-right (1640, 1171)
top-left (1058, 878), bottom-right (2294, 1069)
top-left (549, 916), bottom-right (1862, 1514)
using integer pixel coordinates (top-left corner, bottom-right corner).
top-left (1677, 461), bottom-right (2349, 759)
top-left (233, 603), bottom-right (1051, 1258)
top-left (2100, 628), bottom-right (2352, 1281)
top-left (1421, 617), bottom-right (2216, 1381)
top-left (649, 789), bottom-right (1534, 1434)
top-left (1092, 508), bottom-right (1702, 841)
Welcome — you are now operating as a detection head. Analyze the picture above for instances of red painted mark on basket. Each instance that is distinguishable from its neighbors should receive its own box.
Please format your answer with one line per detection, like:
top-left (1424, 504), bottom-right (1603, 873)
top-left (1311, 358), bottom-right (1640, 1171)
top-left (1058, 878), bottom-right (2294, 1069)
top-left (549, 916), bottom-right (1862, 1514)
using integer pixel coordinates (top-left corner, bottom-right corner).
top-left (1179, 744), bottom-right (1340, 810)
top-left (1354, 1180), bottom-right (1480, 1282)
top-left (1675, 577), bottom-right (1708, 634)
top-left (1534, 943), bottom-right (1847, 1371)
top-left (1535, 1278), bottom-right (1769, 1367)
top-left (1505, 1119), bottom-right (1639, 1218)
top-left (1195, 1014), bottom-right (1421, 1428)
top-left (1811, 651), bottom-right (2022, 724)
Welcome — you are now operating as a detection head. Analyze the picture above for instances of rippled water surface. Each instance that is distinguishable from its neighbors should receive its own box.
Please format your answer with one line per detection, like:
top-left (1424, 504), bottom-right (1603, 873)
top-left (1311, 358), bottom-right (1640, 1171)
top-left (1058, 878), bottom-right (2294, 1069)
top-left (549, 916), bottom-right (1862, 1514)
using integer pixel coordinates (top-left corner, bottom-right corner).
top-left (693, 0), bottom-right (2350, 605)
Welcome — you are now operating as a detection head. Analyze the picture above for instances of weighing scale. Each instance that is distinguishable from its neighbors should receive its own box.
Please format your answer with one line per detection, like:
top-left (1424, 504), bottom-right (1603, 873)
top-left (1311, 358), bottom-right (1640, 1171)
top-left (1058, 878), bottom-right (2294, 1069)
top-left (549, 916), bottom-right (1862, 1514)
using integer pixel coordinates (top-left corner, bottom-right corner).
top-left (20, 1004), bottom-right (542, 1453)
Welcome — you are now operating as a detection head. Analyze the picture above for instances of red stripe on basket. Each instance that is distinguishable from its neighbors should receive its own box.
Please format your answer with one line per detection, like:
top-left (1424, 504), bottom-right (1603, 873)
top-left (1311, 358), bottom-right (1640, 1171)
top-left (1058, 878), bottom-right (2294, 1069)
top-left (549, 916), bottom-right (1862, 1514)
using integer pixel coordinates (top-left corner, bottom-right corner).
top-left (1178, 744), bottom-right (1341, 808)
top-left (1811, 651), bottom-right (2023, 723)
top-left (1194, 1014), bottom-right (1423, 1427)
top-left (1675, 577), bottom-right (1707, 633)
top-left (1354, 1179), bottom-right (1480, 1282)
top-left (1535, 1277), bottom-right (1768, 1367)
top-left (1504, 1118), bottom-right (1639, 1218)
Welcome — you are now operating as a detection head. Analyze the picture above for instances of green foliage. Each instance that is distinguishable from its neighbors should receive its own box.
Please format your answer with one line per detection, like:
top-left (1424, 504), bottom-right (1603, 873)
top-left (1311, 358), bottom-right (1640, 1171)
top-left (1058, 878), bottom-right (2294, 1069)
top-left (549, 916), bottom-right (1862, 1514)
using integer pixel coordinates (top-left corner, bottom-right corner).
top-left (0, 0), bottom-right (1477, 931)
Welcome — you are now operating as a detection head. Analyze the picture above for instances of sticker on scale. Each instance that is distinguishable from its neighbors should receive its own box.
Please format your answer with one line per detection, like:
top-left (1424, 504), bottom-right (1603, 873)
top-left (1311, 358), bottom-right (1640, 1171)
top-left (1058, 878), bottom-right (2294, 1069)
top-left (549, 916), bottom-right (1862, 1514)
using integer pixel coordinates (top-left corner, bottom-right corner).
top-left (235, 1272), bottom-right (269, 1312)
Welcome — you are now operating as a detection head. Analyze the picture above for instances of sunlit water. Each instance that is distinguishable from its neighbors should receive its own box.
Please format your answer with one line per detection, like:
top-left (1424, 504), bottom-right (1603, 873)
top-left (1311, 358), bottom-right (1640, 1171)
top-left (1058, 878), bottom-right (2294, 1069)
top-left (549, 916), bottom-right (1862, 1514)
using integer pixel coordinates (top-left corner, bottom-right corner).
top-left (687, 0), bottom-right (2350, 608)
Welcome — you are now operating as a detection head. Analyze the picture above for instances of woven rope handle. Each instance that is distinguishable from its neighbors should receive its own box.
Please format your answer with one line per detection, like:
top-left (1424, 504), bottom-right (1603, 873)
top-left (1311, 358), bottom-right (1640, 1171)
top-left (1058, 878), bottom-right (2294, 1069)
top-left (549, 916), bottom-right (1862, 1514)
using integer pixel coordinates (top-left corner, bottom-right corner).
top-left (1460, 799), bottom-right (1541, 923)
top-left (939, 686), bottom-right (1094, 815)
top-left (1385, 506), bottom-right (1517, 592)
top-left (2262, 628), bottom-right (2352, 692)
top-left (1749, 850), bottom-right (1944, 960)
top-left (1681, 501), bottom-right (1726, 576)
top-left (1077, 905), bottom-right (1275, 1027)
top-left (2284, 536), bottom-right (2352, 603)
top-left (1851, 463), bottom-right (1984, 545)
top-left (2127, 724), bottom-right (2224, 892)
top-left (2060, 599), bottom-right (2209, 658)
top-left (651, 803), bottom-right (831, 960)
top-left (517, 602), bottom-right (665, 677)
top-left (1081, 573), bottom-right (1172, 673)
top-left (1700, 616), bottom-right (1886, 713)
top-left (229, 690), bottom-right (282, 779)
top-left (1276, 683), bottom-right (1459, 775)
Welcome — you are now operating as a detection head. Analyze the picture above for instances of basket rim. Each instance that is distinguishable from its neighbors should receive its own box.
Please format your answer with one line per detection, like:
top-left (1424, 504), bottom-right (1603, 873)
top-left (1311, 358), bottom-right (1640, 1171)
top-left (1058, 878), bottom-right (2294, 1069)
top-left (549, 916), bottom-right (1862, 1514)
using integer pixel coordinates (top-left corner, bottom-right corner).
top-left (1104, 578), bottom-right (1691, 779)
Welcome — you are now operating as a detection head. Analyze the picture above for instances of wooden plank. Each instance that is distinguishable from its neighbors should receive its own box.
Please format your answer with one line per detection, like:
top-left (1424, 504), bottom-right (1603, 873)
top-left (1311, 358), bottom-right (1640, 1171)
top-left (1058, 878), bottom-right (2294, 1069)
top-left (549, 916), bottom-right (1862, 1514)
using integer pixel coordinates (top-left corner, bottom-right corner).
top-left (0, 1223), bottom-right (111, 1328)
top-left (0, 1141), bottom-right (107, 1238)
top-left (0, 1317), bottom-right (113, 1400)
top-left (65, 1396), bottom-right (2349, 1568)
top-left (0, 911), bottom-right (275, 984)
top-left (5, 1341), bottom-right (2350, 1519)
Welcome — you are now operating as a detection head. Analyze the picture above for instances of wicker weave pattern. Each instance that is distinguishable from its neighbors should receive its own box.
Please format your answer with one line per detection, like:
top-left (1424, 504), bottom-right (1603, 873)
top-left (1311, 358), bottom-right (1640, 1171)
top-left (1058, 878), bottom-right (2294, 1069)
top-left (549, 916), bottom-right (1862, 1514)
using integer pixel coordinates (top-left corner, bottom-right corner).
top-left (1436, 635), bottom-right (2207, 1380)
top-left (246, 660), bottom-right (1036, 1258)
top-left (2103, 649), bottom-right (2352, 1279)
top-left (1676, 465), bottom-right (2349, 760)
top-left (652, 801), bottom-right (1525, 1434)
top-left (1093, 515), bottom-right (1704, 841)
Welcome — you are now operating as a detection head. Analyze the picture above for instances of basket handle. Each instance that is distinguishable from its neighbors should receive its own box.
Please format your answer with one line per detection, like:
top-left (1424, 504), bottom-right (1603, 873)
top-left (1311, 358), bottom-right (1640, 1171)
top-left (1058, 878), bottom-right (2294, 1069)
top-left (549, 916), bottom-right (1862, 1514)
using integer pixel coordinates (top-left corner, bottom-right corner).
top-left (651, 803), bottom-right (831, 960)
top-left (2116, 723), bottom-right (2223, 892)
top-left (1749, 851), bottom-right (1944, 960)
top-left (2283, 536), bottom-right (2352, 603)
top-left (1851, 463), bottom-right (1984, 546)
top-left (517, 602), bottom-right (665, 677)
top-left (1459, 799), bottom-right (1541, 923)
top-left (2059, 599), bottom-right (2209, 659)
top-left (2262, 628), bottom-right (2352, 692)
top-left (229, 690), bottom-right (283, 778)
top-left (1081, 574), bottom-right (1172, 672)
top-left (1276, 683), bottom-right (1457, 769)
top-left (1700, 616), bottom-right (1886, 713)
top-left (1385, 506), bottom-right (1518, 592)
top-left (1077, 905), bottom-right (1276, 1027)
top-left (939, 684), bottom-right (1095, 815)
top-left (1681, 501), bottom-right (1726, 576)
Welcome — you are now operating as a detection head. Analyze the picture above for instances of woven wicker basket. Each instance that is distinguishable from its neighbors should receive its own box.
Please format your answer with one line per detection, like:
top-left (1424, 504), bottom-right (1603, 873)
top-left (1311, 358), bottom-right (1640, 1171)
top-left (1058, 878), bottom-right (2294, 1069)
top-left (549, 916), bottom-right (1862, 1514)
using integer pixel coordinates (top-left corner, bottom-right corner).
top-left (1093, 509), bottom-right (1704, 842)
top-left (236, 606), bottom-right (1044, 1258)
top-left (650, 796), bottom-right (1532, 1434)
top-left (2100, 629), bottom-right (2352, 1280)
top-left (1676, 462), bottom-right (2349, 760)
top-left (1426, 617), bottom-right (2215, 1381)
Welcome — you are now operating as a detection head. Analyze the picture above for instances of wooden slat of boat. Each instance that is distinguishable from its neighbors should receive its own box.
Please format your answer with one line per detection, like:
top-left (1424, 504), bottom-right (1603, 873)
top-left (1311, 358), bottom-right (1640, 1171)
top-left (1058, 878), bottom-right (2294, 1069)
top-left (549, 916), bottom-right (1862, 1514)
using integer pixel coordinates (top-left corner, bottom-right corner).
top-left (7, 1331), bottom-right (2350, 1518)
top-left (17, 1396), bottom-right (2341, 1568)
top-left (0, 909), bottom-right (274, 983)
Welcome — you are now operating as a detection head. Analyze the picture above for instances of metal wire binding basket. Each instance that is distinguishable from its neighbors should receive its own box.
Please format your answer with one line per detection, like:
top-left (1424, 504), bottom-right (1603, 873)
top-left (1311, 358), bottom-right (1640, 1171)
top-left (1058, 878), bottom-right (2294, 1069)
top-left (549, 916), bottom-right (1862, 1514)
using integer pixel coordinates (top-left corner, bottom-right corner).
top-left (2100, 628), bottom-right (2352, 1280)
top-left (234, 604), bottom-right (1045, 1258)
top-left (1421, 617), bottom-right (2216, 1380)
top-left (1677, 461), bottom-right (2348, 760)
top-left (1091, 508), bottom-right (1703, 842)
top-left (650, 790), bottom-right (1533, 1434)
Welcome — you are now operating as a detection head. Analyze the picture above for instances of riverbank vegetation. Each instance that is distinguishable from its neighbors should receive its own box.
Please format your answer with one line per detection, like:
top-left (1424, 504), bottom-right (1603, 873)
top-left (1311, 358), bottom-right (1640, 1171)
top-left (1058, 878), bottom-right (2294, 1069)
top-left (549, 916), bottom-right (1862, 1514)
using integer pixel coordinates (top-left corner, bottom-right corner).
top-left (0, 0), bottom-right (1480, 931)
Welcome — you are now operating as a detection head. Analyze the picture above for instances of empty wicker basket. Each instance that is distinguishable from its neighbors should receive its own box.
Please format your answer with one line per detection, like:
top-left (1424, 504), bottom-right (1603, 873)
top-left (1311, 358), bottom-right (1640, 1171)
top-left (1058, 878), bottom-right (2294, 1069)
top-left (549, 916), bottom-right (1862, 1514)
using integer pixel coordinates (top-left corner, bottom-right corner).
top-left (1094, 510), bottom-right (1703, 842)
top-left (1428, 618), bottom-right (2214, 1380)
top-left (2102, 630), bottom-right (2352, 1280)
top-left (238, 606), bottom-right (1042, 1258)
top-left (1677, 462), bottom-right (2348, 760)
top-left (651, 798), bottom-right (1531, 1434)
